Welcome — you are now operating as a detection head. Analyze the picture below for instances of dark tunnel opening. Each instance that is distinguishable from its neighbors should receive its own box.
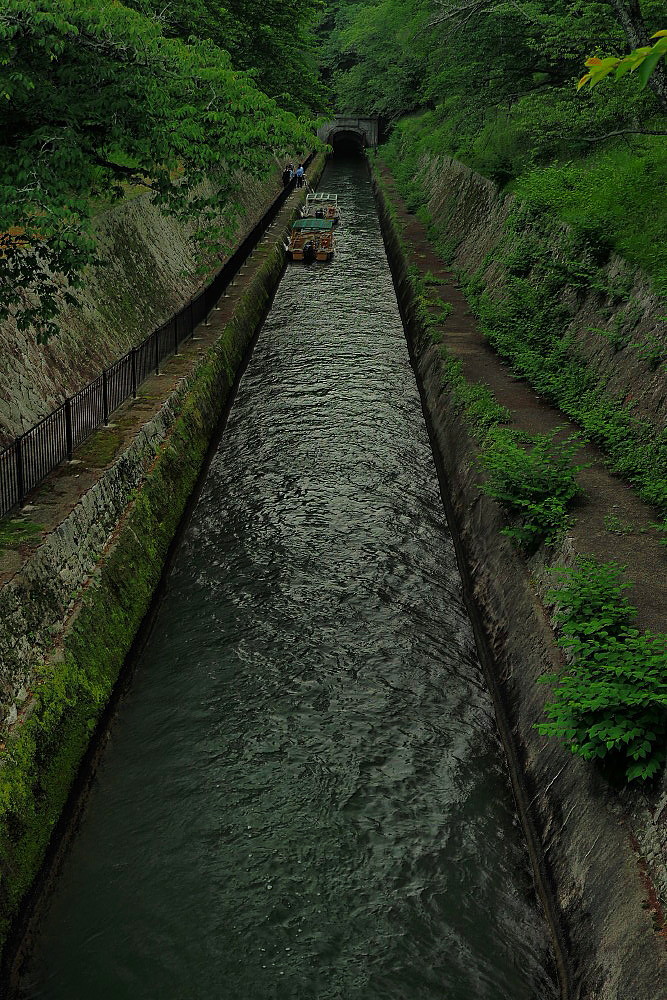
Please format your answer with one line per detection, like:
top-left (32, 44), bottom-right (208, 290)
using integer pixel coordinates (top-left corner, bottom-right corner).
top-left (329, 130), bottom-right (366, 156)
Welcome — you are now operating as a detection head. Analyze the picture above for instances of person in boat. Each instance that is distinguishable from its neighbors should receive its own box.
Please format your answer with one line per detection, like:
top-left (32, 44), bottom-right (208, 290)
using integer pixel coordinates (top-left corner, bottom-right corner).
top-left (295, 164), bottom-right (305, 188)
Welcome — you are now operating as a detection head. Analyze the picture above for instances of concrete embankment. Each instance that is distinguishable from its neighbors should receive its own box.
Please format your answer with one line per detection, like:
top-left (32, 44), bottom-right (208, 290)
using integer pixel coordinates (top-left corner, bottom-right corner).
top-left (0, 154), bottom-right (325, 961)
top-left (372, 162), bottom-right (667, 999)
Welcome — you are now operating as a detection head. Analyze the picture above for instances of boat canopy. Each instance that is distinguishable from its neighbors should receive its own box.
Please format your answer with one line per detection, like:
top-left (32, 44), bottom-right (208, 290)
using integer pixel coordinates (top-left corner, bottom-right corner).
top-left (306, 193), bottom-right (338, 205)
top-left (292, 218), bottom-right (335, 230)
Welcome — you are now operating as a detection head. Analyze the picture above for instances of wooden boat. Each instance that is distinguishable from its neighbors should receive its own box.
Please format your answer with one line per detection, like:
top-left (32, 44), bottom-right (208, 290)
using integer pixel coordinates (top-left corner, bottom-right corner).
top-left (304, 192), bottom-right (340, 224)
top-left (287, 218), bottom-right (335, 262)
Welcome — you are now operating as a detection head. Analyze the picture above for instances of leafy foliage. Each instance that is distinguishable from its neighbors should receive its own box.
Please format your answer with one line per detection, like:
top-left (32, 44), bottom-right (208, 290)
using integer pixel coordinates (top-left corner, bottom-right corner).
top-left (538, 558), bottom-right (667, 781)
top-left (322, 0), bottom-right (666, 263)
top-left (125, 0), bottom-right (327, 115)
top-left (323, 0), bottom-right (665, 133)
top-left (578, 29), bottom-right (667, 90)
top-left (479, 428), bottom-right (586, 549)
top-left (0, 0), bottom-right (316, 339)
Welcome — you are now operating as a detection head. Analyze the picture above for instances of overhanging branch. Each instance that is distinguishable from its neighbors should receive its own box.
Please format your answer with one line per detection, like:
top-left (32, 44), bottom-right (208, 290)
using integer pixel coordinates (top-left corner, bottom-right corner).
top-left (578, 128), bottom-right (667, 141)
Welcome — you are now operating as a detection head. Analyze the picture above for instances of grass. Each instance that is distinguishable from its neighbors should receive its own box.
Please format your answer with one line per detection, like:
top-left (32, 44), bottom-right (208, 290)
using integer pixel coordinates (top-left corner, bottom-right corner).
top-left (77, 427), bottom-right (123, 468)
top-left (381, 110), bottom-right (667, 286)
top-left (0, 520), bottom-right (43, 554)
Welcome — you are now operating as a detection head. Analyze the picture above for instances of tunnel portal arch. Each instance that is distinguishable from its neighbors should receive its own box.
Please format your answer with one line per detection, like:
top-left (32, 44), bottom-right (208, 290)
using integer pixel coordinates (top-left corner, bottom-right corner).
top-left (316, 117), bottom-right (380, 153)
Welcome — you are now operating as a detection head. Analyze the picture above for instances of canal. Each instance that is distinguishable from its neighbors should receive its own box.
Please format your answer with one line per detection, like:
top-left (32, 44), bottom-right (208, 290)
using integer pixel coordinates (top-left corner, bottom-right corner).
top-left (17, 157), bottom-right (557, 999)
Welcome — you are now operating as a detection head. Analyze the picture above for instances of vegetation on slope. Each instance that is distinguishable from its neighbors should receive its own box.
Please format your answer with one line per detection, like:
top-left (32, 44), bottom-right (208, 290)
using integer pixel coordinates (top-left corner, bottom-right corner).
top-left (541, 558), bottom-right (667, 782)
top-left (375, 168), bottom-right (667, 782)
top-left (321, 0), bottom-right (667, 283)
top-left (0, 0), bottom-right (322, 340)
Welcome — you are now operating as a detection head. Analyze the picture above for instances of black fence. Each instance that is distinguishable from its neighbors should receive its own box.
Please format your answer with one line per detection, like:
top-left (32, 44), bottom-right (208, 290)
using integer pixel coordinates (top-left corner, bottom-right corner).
top-left (0, 155), bottom-right (314, 519)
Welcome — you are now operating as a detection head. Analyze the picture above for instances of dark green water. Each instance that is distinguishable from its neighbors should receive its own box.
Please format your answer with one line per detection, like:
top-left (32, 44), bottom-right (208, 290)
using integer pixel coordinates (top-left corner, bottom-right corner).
top-left (18, 159), bottom-right (556, 1000)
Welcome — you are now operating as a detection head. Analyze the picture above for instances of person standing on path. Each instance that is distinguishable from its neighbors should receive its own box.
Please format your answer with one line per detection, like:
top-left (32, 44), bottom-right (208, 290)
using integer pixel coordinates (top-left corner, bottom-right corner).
top-left (295, 164), bottom-right (305, 188)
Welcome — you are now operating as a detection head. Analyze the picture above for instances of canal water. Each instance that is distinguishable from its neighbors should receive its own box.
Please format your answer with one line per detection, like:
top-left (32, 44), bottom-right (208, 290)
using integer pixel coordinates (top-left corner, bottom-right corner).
top-left (17, 157), bottom-right (557, 999)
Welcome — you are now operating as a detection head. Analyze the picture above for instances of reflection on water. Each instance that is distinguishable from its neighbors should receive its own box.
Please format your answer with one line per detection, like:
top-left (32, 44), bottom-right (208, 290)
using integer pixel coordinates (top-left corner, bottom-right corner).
top-left (18, 158), bottom-right (556, 1000)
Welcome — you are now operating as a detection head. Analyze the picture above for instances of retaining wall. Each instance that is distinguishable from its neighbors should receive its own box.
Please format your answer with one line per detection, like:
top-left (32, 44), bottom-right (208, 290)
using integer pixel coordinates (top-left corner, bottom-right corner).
top-left (0, 168), bottom-right (285, 446)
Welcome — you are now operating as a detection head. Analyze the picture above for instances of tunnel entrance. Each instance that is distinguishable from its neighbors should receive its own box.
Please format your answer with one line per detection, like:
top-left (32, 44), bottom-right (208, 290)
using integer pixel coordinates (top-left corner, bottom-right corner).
top-left (329, 129), bottom-right (366, 156)
top-left (316, 116), bottom-right (380, 154)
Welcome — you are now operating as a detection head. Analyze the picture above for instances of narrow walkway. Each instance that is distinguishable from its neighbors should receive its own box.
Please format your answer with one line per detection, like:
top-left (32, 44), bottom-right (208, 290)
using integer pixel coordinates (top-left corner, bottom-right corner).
top-left (378, 165), bottom-right (666, 634)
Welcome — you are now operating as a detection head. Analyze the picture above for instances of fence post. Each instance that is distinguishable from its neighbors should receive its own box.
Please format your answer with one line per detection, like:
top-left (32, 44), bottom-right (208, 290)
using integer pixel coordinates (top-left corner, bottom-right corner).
top-left (131, 348), bottom-right (138, 398)
top-left (15, 435), bottom-right (25, 501)
top-left (64, 398), bottom-right (73, 459)
top-left (102, 370), bottom-right (109, 425)
top-left (154, 331), bottom-right (159, 375)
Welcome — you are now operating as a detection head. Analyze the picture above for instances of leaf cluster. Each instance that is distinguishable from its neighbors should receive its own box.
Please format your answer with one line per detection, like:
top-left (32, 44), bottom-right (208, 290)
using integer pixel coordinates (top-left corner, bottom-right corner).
top-left (578, 29), bottom-right (667, 91)
top-left (538, 558), bottom-right (667, 781)
top-left (478, 427), bottom-right (586, 549)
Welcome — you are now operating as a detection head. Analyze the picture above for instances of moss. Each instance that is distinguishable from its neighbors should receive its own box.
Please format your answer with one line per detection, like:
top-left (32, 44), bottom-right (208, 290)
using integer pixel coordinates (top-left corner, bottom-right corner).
top-left (0, 236), bottom-right (287, 950)
top-left (77, 427), bottom-right (124, 468)
top-left (0, 521), bottom-right (43, 555)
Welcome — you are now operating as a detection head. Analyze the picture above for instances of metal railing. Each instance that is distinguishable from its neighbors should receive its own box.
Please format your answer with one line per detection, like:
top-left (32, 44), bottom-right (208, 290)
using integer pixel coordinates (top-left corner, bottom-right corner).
top-left (0, 155), bottom-right (314, 519)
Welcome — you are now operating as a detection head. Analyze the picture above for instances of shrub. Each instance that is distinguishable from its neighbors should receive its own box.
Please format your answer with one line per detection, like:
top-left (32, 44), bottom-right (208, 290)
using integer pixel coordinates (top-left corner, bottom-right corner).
top-left (538, 558), bottom-right (667, 781)
top-left (478, 427), bottom-right (586, 549)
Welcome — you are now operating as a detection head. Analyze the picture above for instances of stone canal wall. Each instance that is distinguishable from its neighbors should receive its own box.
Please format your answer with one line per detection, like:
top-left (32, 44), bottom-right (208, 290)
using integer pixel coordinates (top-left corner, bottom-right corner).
top-left (0, 166), bottom-right (285, 447)
top-left (372, 166), bottom-right (667, 1000)
top-left (0, 154), bottom-right (326, 962)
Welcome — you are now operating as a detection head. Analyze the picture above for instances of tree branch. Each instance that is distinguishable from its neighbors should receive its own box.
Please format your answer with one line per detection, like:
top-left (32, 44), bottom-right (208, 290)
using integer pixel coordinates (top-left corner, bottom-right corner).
top-left (91, 155), bottom-right (158, 189)
top-left (578, 128), bottom-right (667, 141)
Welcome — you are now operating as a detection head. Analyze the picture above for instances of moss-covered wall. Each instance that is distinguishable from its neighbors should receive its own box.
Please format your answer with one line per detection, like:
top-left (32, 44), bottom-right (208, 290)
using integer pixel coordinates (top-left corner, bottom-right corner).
top-left (371, 166), bottom-right (667, 1000)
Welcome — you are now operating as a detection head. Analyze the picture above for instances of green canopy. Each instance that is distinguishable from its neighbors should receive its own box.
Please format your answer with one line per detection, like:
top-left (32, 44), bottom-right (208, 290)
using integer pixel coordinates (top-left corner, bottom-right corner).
top-left (292, 218), bottom-right (334, 231)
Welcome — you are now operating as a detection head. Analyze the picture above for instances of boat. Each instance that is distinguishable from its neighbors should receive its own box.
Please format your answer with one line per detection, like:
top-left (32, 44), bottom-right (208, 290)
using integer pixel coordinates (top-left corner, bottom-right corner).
top-left (303, 192), bottom-right (340, 224)
top-left (287, 218), bottom-right (335, 262)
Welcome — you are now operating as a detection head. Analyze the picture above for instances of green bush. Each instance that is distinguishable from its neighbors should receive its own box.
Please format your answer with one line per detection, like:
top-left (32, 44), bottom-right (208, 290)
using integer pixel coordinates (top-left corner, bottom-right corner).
top-left (479, 428), bottom-right (586, 549)
top-left (539, 559), bottom-right (667, 781)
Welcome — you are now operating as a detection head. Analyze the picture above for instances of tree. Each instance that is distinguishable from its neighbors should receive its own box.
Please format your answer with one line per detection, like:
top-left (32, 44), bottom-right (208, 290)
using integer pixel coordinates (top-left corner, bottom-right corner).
top-left (125, 0), bottom-right (328, 115)
top-left (0, 0), bottom-right (315, 340)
